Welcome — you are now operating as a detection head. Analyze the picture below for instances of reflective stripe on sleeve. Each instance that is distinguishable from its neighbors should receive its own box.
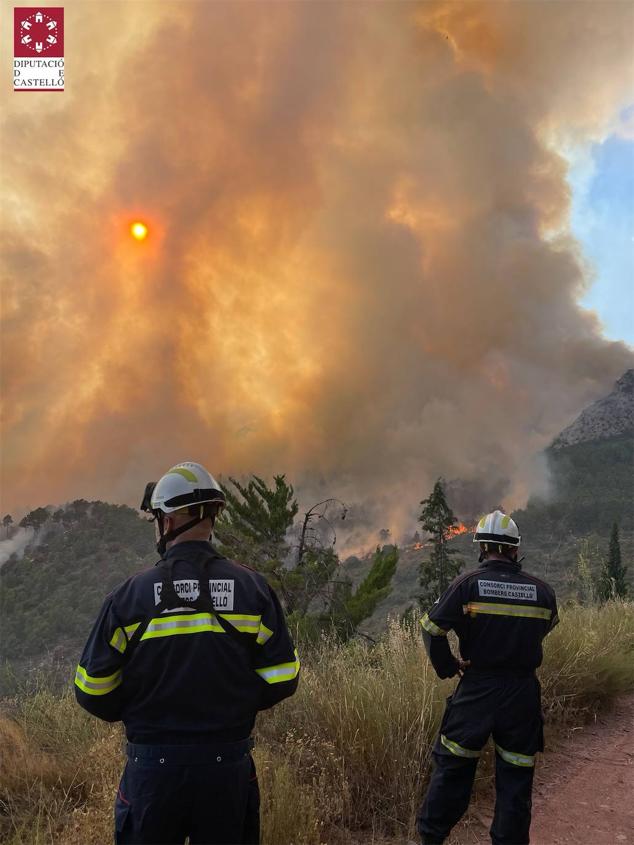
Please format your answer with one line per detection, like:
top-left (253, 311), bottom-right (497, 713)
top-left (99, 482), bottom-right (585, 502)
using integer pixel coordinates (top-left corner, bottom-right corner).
top-left (255, 649), bottom-right (300, 684)
top-left (420, 613), bottom-right (448, 637)
top-left (75, 665), bottom-right (122, 696)
top-left (463, 602), bottom-right (552, 621)
top-left (495, 743), bottom-right (535, 767)
top-left (440, 734), bottom-right (481, 758)
top-left (256, 621), bottom-right (274, 645)
top-left (109, 623), bottom-right (141, 654)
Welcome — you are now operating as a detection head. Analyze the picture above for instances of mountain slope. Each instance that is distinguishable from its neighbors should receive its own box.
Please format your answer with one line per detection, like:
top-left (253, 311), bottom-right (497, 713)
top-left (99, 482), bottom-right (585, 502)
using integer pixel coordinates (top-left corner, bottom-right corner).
top-left (552, 369), bottom-right (633, 449)
top-left (352, 371), bottom-right (634, 631)
top-left (0, 501), bottom-right (154, 663)
top-left (1, 372), bottom-right (632, 660)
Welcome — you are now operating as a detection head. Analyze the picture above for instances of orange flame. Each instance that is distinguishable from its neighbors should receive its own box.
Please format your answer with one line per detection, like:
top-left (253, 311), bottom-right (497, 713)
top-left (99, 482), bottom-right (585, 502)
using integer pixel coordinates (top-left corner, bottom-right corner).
top-left (447, 521), bottom-right (470, 538)
top-left (409, 522), bottom-right (472, 550)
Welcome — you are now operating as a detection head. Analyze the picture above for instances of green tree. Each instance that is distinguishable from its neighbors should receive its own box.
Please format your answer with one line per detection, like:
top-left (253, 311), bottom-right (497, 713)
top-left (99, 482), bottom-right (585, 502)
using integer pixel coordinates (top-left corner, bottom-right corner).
top-left (417, 478), bottom-right (463, 609)
top-left (597, 522), bottom-right (628, 601)
top-left (19, 507), bottom-right (50, 532)
top-left (217, 475), bottom-right (396, 637)
top-left (2, 514), bottom-right (13, 538)
top-left (216, 475), bottom-right (298, 568)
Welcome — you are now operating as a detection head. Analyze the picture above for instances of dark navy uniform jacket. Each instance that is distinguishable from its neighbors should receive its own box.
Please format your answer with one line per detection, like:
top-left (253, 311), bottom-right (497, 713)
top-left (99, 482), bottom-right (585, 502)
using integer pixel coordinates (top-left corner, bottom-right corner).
top-left (75, 541), bottom-right (299, 743)
top-left (421, 557), bottom-right (558, 678)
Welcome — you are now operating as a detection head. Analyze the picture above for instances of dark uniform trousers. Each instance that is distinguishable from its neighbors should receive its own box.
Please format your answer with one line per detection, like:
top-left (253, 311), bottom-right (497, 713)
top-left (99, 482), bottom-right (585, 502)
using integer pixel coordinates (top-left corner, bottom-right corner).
top-left (115, 740), bottom-right (259, 845)
top-left (417, 672), bottom-right (544, 845)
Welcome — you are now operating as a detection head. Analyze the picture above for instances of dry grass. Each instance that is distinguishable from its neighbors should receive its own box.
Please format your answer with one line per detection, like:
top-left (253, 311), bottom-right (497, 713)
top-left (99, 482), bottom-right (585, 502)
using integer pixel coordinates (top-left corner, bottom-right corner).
top-left (539, 601), bottom-right (634, 723)
top-left (1, 603), bottom-right (633, 844)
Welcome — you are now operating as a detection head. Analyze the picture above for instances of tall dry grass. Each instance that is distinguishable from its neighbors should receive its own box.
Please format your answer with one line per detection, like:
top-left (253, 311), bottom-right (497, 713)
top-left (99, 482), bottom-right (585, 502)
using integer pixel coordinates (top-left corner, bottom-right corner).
top-left (540, 601), bottom-right (634, 722)
top-left (1, 603), bottom-right (633, 844)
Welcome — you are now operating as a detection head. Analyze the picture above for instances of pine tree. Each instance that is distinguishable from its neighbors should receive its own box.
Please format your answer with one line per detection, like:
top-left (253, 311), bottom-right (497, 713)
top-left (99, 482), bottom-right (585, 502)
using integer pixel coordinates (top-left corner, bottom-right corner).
top-left (2, 514), bottom-right (13, 538)
top-left (215, 474), bottom-right (298, 568)
top-left (19, 507), bottom-right (50, 531)
top-left (216, 475), bottom-right (396, 635)
top-left (215, 475), bottom-right (335, 614)
top-left (597, 522), bottom-right (628, 601)
top-left (417, 478), bottom-right (463, 608)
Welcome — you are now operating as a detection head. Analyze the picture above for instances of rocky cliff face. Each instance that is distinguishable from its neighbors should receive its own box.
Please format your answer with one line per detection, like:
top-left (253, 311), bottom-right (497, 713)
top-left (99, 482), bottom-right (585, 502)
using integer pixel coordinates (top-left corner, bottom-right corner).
top-left (552, 369), bottom-right (634, 449)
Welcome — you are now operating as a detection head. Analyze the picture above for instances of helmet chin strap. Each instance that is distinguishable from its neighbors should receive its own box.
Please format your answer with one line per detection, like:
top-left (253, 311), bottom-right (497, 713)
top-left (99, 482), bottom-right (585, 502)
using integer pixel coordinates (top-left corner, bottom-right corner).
top-left (155, 510), bottom-right (211, 557)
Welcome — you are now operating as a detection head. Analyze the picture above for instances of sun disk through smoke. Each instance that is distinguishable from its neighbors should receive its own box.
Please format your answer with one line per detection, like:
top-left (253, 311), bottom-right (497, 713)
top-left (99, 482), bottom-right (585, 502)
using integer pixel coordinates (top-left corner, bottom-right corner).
top-left (130, 221), bottom-right (148, 241)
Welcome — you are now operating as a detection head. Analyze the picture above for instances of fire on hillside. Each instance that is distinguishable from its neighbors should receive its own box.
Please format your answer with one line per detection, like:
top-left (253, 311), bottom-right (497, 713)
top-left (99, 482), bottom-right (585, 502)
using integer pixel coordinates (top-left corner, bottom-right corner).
top-left (410, 522), bottom-right (472, 551)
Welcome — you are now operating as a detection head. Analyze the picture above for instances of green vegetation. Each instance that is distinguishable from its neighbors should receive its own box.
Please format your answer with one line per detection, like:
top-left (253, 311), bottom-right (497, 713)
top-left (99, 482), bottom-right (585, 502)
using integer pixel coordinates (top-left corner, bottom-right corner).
top-left (1, 603), bottom-right (633, 844)
top-left (216, 474), bottom-right (298, 570)
top-left (1, 478), bottom-right (396, 674)
top-left (417, 478), bottom-right (463, 608)
top-left (330, 545), bottom-right (399, 638)
top-left (218, 475), bottom-right (397, 640)
top-left (515, 435), bottom-right (634, 537)
top-left (1, 434), bottom-right (630, 665)
top-left (597, 522), bottom-right (628, 601)
top-left (19, 507), bottom-right (51, 532)
top-left (0, 501), bottom-right (153, 664)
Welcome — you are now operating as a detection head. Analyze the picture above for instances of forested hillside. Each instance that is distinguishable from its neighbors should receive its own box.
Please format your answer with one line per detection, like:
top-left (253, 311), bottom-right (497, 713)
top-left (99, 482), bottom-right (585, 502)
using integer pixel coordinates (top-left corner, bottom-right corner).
top-left (348, 430), bottom-right (633, 633)
top-left (1, 373), bottom-right (632, 664)
top-left (0, 501), bottom-right (154, 663)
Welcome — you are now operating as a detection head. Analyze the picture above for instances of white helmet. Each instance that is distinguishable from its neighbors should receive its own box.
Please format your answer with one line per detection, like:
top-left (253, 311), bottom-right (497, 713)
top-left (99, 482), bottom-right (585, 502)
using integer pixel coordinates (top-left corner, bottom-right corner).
top-left (473, 510), bottom-right (521, 548)
top-left (140, 462), bottom-right (226, 556)
top-left (149, 462), bottom-right (226, 514)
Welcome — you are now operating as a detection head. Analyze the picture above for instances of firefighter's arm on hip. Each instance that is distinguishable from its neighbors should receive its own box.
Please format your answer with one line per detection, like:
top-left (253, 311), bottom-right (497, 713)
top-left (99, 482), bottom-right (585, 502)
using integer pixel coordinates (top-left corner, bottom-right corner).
top-left (420, 581), bottom-right (465, 679)
top-left (252, 584), bottom-right (300, 710)
top-left (74, 595), bottom-right (128, 721)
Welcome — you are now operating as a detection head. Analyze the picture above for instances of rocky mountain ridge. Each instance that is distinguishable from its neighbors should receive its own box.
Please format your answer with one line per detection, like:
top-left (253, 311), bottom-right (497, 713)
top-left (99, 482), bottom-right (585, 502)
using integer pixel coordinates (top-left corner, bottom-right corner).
top-left (552, 369), bottom-right (634, 449)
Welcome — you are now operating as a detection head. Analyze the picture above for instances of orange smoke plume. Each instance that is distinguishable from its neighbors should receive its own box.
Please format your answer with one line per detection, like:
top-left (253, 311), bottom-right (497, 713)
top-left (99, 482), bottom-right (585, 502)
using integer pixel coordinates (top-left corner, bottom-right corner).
top-left (1, 1), bottom-right (632, 521)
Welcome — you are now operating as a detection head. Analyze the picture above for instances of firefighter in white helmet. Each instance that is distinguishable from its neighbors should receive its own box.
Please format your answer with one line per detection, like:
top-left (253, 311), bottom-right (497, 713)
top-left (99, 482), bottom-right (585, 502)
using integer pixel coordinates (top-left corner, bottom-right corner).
top-left (416, 510), bottom-right (558, 845)
top-left (75, 462), bottom-right (299, 844)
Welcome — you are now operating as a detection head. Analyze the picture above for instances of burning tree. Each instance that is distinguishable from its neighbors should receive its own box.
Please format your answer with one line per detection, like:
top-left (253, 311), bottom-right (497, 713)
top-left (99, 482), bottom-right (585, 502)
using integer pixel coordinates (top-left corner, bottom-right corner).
top-left (417, 478), bottom-right (463, 609)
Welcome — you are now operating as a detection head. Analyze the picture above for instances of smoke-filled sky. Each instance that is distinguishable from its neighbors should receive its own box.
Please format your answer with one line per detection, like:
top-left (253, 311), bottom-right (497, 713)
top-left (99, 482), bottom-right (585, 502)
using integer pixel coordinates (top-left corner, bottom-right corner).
top-left (1, 1), bottom-right (633, 531)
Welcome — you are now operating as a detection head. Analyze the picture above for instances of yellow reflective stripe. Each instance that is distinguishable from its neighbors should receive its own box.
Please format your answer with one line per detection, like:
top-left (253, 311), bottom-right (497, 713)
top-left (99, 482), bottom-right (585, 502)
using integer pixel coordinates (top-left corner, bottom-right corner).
top-left (440, 734), bottom-right (481, 758)
top-left (495, 743), bottom-right (535, 767)
top-left (167, 466), bottom-right (198, 482)
top-left (141, 613), bottom-right (224, 639)
top-left (219, 613), bottom-right (261, 634)
top-left (138, 612), bottom-right (276, 642)
top-left (256, 622), bottom-right (274, 645)
top-left (74, 664), bottom-right (122, 696)
top-left (109, 623), bottom-right (141, 654)
top-left (464, 602), bottom-right (551, 621)
top-left (420, 613), bottom-right (448, 637)
top-left (255, 649), bottom-right (300, 684)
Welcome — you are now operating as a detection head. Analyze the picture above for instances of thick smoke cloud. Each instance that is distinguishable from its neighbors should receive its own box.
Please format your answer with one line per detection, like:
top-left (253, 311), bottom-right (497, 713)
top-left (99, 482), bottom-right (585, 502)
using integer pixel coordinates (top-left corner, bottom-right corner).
top-left (1, 1), bottom-right (632, 533)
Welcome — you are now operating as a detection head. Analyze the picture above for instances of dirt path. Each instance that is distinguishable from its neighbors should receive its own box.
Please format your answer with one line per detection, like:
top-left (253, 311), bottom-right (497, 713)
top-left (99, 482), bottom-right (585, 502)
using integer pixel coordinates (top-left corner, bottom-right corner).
top-left (450, 694), bottom-right (634, 845)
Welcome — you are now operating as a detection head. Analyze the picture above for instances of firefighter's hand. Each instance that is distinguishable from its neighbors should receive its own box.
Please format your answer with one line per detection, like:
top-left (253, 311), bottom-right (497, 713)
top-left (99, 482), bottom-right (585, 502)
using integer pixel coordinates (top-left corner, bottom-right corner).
top-left (456, 657), bottom-right (471, 677)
